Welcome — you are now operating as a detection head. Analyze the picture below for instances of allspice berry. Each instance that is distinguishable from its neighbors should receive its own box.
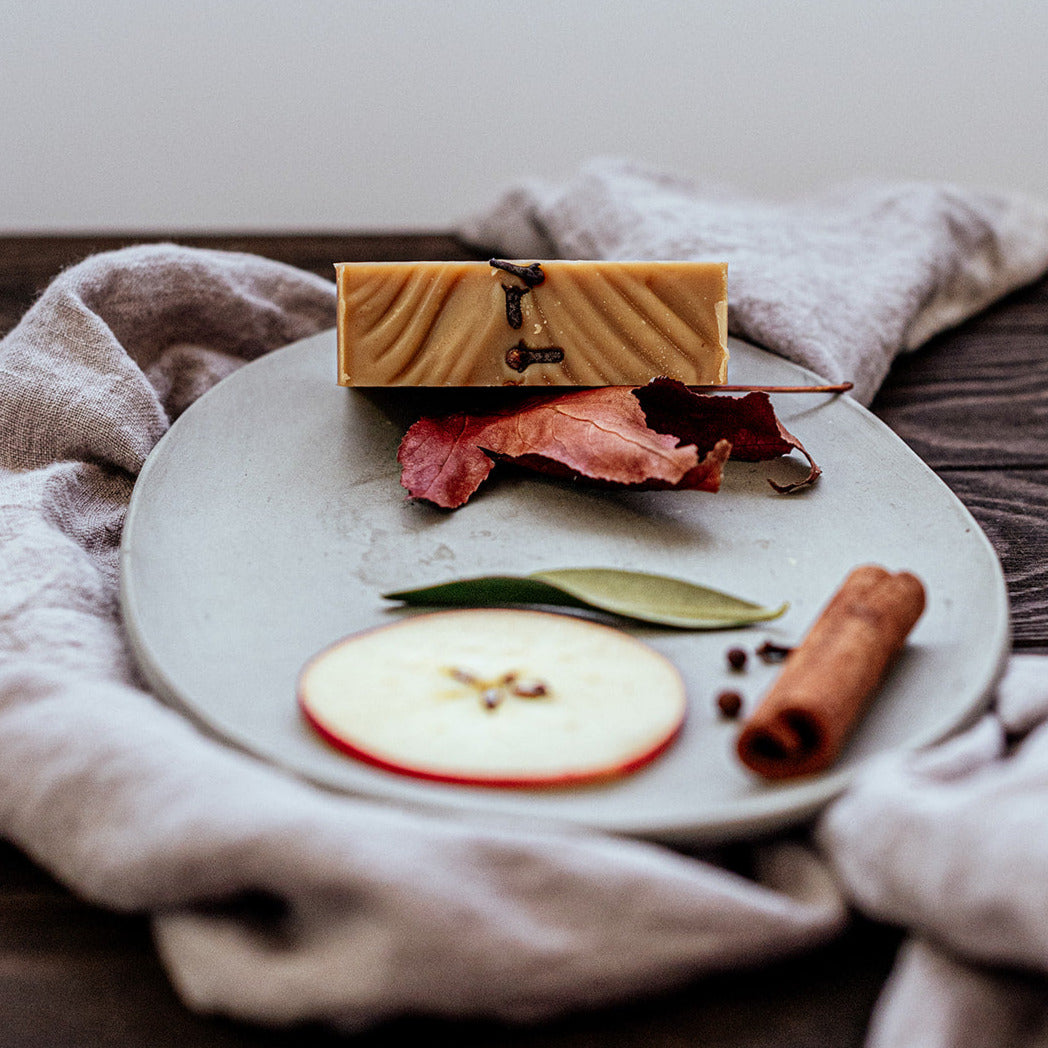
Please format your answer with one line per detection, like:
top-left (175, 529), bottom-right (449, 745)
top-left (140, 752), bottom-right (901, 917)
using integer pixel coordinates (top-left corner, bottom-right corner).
top-left (716, 690), bottom-right (744, 719)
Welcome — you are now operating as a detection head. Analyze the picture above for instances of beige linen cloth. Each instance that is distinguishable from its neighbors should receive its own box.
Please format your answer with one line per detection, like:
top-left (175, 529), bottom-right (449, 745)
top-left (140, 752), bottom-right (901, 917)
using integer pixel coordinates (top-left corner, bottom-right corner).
top-left (0, 243), bottom-right (844, 1029)
top-left (462, 158), bottom-right (1048, 405)
top-left (467, 158), bottom-right (1048, 1048)
top-left (1, 159), bottom-right (1048, 1040)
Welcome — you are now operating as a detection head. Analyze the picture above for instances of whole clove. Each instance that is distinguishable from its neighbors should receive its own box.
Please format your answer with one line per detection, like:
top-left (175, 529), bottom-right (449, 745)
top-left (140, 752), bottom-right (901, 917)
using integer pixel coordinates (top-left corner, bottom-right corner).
top-left (756, 641), bottom-right (794, 664)
top-left (505, 341), bottom-right (566, 373)
top-left (501, 284), bottom-right (530, 329)
top-left (489, 259), bottom-right (546, 287)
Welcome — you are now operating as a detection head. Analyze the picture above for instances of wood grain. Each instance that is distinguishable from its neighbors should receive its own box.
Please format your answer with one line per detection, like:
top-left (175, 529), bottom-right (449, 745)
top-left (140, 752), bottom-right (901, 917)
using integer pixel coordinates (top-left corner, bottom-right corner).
top-left (869, 274), bottom-right (1048, 650)
top-left (872, 276), bottom-right (1048, 468)
top-left (937, 469), bottom-right (1048, 650)
top-left (0, 234), bottom-right (1046, 1048)
top-left (0, 232), bottom-right (478, 339)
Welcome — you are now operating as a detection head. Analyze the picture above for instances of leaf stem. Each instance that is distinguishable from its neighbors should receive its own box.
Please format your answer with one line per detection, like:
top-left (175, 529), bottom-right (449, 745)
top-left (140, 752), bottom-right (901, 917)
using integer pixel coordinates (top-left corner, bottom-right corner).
top-left (688, 382), bottom-right (853, 394)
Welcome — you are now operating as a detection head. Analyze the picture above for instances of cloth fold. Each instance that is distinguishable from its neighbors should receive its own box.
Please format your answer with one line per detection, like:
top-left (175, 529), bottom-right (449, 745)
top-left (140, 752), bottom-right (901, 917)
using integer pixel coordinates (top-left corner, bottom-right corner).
top-left (862, 939), bottom-right (1048, 1048)
top-left (818, 655), bottom-right (1048, 1047)
top-left (461, 157), bottom-right (1048, 404)
top-left (0, 243), bottom-right (846, 1030)
top-left (3, 157), bottom-right (1048, 1042)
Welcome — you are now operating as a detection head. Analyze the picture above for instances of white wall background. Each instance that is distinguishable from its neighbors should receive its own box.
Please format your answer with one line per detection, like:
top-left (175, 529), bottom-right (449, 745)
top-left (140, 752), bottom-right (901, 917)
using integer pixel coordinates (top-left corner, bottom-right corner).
top-left (2, 1), bottom-right (1046, 232)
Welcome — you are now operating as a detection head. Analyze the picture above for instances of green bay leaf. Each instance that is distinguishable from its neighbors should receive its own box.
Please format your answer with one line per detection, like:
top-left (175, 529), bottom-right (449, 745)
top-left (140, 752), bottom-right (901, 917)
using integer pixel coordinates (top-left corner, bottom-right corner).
top-left (383, 568), bottom-right (787, 630)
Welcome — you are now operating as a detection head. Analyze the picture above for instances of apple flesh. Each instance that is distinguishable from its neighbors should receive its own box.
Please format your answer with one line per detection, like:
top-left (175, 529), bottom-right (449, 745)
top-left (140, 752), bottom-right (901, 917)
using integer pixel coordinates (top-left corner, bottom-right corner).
top-left (298, 608), bottom-right (686, 788)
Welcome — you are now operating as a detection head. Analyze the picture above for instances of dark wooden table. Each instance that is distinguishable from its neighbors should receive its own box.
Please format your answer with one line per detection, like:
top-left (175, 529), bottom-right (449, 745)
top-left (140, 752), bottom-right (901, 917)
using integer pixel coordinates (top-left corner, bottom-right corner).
top-left (1, 233), bottom-right (1046, 1047)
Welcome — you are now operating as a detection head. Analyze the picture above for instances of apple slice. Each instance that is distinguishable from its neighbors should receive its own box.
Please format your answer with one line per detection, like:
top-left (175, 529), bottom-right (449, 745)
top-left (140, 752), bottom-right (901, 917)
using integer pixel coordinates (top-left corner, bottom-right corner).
top-left (298, 609), bottom-right (686, 788)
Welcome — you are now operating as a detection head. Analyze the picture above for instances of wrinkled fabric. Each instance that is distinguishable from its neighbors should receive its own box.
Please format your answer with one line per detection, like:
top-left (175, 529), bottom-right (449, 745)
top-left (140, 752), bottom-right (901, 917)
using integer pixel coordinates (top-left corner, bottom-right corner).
top-left (0, 243), bottom-right (847, 1030)
top-left (6, 196), bottom-right (1048, 1040)
top-left (864, 939), bottom-right (1048, 1048)
top-left (460, 157), bottom-right (1048, 404)
top-left (467, 168), bottom-right (1048, 1045)
top-left (819, 655), bottom-right (1048, 1048)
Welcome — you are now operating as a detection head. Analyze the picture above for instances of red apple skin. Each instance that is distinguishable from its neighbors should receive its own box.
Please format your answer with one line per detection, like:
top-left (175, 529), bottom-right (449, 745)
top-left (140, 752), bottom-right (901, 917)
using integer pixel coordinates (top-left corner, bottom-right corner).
top-left (296, 610), bottom-right (687, 789)
top-left (298, 691), bottom-right (685, 789)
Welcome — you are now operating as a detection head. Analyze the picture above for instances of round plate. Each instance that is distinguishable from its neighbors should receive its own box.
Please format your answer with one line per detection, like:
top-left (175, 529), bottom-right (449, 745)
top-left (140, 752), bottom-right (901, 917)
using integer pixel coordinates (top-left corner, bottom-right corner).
top-left (119, 330), bottom-right (1009, 843)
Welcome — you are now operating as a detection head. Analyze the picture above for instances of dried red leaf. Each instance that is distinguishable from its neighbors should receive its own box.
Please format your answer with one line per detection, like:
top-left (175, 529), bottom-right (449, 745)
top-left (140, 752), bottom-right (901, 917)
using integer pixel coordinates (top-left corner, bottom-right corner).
top-left (397, 378), bottom-right (819, 509)
top-left (397, 413), bottom-right (499, 509)
top-left (634, 378), bottom-right (821, 493)
top-left (398, 387), bottom-right (724, 509)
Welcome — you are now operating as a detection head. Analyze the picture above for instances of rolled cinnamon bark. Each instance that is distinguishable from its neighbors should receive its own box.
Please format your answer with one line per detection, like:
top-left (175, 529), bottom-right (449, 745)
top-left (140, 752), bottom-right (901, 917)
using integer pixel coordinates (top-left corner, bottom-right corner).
top-left (736, 565), bottom-right (926, 780)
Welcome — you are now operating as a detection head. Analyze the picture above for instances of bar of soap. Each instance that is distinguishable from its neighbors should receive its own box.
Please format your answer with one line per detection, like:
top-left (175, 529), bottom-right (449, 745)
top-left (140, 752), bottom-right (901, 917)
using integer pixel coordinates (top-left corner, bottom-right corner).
top-left (335, 259), bottom-right (728, 387)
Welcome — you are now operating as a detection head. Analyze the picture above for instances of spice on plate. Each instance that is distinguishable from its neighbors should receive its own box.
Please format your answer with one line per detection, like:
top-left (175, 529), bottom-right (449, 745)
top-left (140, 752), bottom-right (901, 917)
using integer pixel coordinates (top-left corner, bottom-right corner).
top-left (726, 647), bottom-right (748, 671)
top-left (716, 690), bottom-right (744, 719)
top-left (736, 564), bottom-right (926, 780)
top-left (755, 640), bottom-right (794, 664)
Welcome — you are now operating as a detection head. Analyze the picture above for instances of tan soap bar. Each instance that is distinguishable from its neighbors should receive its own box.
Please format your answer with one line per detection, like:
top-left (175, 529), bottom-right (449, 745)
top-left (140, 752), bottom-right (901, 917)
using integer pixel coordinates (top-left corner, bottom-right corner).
top-left (336, 259), bottom-right (728, 387)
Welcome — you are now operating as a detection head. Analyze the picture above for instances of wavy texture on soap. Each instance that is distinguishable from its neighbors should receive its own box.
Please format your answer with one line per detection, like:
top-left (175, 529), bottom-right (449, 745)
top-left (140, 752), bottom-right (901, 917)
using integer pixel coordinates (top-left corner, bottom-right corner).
top-left (336, 260), bottom-right (729, 387)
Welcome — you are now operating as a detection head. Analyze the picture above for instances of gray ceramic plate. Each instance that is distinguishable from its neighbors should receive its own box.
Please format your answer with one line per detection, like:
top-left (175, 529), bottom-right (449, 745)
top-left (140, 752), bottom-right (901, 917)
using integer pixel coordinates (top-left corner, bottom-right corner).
top-left (120, 329), bottom-right (1009, 844)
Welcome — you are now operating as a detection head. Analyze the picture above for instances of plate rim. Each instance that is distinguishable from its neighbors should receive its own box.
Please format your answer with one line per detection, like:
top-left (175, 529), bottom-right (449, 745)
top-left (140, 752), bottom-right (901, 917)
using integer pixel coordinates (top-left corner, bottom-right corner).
top-left (119, 328), bottom-right (1011, 843)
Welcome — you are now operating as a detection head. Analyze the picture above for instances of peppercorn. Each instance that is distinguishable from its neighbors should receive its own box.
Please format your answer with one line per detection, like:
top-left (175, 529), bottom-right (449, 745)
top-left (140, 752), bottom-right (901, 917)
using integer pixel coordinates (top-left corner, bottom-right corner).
top-left (716, 690), bottom-right (744, 719)
top-left (726, 647), bottom-right (747, 671)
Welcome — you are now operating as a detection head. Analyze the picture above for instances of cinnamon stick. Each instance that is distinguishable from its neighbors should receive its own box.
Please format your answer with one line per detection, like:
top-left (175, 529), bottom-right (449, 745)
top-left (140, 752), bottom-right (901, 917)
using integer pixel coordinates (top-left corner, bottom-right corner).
top-left (736, 565), bottom-right (926, 780)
